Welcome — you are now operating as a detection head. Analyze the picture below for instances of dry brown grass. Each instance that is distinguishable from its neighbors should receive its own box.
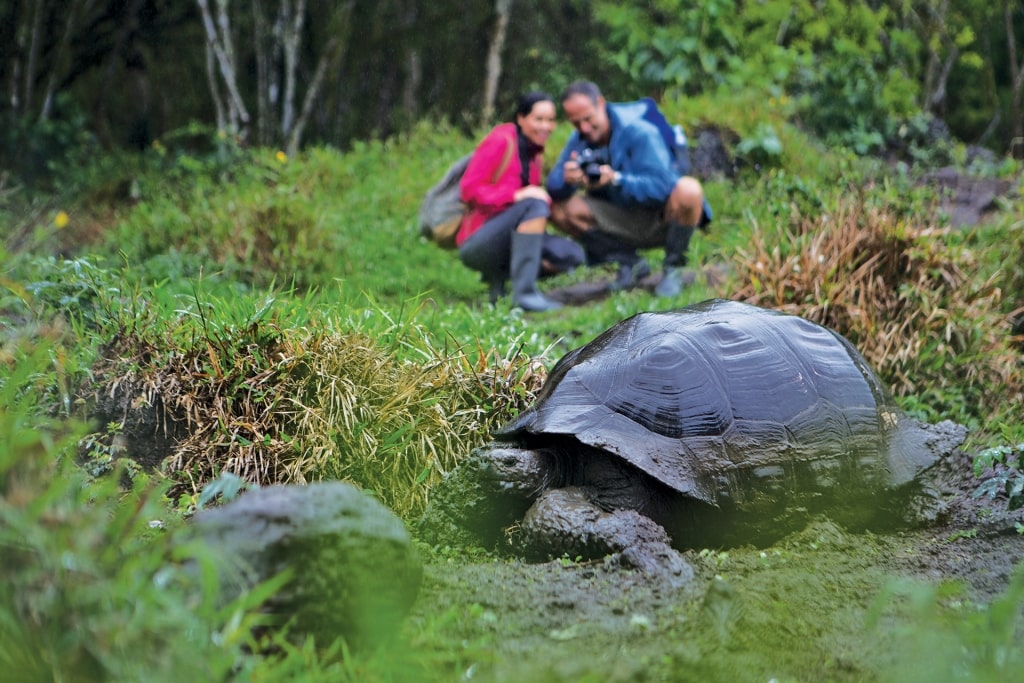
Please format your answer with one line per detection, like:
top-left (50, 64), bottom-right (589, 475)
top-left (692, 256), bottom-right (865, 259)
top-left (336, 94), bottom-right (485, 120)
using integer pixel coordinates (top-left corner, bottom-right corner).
top-left (84, 320), bottom-right (545, 521)
top-left (730, 193), bottom-right (1022, 426)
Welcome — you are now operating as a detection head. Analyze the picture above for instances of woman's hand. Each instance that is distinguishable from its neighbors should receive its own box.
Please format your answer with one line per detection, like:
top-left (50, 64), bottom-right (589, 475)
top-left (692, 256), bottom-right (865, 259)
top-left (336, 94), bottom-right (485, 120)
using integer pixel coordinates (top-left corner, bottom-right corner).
top-left (514, 185), bottom-right (552, 204)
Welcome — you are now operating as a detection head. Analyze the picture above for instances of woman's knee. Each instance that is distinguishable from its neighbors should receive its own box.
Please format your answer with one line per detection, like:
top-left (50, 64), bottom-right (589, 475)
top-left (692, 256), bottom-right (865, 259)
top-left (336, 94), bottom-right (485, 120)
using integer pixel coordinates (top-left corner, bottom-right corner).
top-left (517, 197), bottom-right (550, 219)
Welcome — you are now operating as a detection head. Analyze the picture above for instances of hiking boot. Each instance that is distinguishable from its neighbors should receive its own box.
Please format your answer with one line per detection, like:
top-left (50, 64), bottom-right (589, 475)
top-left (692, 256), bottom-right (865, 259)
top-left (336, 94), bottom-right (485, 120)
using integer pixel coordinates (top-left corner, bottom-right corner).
top-left (609, 259), bottom-right (651, 292)
top-left (654, 267), bottom-right (685, 297)
top-left (488, 278), bottom-right (507, 304)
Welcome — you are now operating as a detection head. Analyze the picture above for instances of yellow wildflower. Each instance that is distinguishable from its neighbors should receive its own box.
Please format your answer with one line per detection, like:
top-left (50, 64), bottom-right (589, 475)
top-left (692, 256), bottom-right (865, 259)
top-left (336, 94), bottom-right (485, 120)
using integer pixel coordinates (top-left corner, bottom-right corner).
top-left (54, 211), bottom-right (69, 229)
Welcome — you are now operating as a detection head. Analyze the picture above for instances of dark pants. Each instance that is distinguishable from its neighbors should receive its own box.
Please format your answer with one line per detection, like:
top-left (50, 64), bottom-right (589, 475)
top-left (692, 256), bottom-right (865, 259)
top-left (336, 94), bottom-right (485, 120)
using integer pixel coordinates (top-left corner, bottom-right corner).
top-left (580, 195), bottom-right (712, 268)
top-left (459, 198), bottom-right (584, 282)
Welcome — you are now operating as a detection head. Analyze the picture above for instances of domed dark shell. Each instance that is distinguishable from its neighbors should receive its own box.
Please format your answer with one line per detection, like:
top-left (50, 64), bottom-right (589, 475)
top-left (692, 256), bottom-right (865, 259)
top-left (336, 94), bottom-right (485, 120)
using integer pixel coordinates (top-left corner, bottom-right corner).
top-left (495, 299), bottom-right (944, 507)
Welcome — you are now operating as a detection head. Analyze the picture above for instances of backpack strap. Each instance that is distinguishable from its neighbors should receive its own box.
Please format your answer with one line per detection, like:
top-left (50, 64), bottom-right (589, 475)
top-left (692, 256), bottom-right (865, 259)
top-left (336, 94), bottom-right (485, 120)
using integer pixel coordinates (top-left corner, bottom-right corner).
top-left (492, 133), bottom-right (516, 184)
top-left (640, 97), bottom-right (691, 176)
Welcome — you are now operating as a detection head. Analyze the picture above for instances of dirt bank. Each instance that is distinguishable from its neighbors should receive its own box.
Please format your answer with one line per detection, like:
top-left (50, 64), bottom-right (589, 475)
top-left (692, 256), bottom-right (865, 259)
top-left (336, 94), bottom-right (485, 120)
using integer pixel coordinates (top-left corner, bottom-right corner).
top-left (407, 447), bottom-right (1024, 682)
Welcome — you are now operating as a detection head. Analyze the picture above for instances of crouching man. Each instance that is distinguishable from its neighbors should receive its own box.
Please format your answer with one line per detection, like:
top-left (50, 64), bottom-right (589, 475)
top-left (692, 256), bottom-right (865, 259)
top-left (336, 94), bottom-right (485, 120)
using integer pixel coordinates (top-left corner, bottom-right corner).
top-left (546, 80), bottom-right (712, 297)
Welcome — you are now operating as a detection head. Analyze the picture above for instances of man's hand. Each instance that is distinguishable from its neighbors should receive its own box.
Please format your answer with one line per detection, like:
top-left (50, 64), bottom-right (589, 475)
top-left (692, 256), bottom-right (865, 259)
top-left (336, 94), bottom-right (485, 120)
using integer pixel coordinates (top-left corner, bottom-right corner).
top-left (590, 164), bottom-right (617, 188)
top-left (563, 153), bottom-right (586, 186)
top-left (563, 157), bottom-right (616, 189)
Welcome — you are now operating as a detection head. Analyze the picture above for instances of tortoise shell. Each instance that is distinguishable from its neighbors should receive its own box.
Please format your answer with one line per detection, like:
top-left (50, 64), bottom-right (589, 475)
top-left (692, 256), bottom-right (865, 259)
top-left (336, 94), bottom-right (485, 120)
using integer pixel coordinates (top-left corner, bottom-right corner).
top-left (495, 299), bottom-right (942, 507)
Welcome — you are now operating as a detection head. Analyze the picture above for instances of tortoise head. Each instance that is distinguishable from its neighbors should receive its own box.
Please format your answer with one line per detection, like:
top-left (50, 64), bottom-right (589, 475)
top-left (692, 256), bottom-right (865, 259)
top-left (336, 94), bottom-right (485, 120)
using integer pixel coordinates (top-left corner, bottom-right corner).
top-left (479, 446), bottom-right (560, 497)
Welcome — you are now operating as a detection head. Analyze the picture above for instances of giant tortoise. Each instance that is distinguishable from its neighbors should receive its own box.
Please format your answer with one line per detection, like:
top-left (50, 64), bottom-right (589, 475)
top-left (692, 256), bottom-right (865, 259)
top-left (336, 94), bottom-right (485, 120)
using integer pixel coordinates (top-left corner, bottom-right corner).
top-left (419, 299), bottom-right (966, 578)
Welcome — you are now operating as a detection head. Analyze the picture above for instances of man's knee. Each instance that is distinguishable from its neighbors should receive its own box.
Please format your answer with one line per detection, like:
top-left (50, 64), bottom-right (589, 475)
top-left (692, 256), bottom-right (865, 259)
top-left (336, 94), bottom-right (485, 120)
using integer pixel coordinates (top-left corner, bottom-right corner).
top-left (551, 197), bottom-right (593, 238)
top-left (549, 200), bottom-right (570, 229)
top-left (667, 177), bottom-right (704, 224)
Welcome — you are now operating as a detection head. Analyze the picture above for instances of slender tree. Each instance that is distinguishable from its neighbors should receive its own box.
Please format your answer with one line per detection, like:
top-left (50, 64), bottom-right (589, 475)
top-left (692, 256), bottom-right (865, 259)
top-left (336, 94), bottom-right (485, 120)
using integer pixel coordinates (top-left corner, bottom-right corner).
top-left (197, 0), bottom-right (251, 138)
top-left (482, 0), bottom-right (512, 124)
top-left (1006, 0), bottom-right (1023, 155)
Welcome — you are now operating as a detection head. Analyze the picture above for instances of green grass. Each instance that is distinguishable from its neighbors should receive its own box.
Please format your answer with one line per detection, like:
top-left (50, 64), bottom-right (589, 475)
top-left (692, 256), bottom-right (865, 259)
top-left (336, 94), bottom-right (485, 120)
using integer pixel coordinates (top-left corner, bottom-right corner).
top-left (2, 93), bottom-right (1024, 681)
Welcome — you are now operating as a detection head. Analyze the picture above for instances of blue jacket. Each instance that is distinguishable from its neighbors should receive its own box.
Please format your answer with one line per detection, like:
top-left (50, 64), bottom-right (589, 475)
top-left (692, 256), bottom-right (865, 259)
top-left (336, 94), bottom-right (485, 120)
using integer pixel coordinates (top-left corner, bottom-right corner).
top-left (546, 100), bottom-right (678, 208)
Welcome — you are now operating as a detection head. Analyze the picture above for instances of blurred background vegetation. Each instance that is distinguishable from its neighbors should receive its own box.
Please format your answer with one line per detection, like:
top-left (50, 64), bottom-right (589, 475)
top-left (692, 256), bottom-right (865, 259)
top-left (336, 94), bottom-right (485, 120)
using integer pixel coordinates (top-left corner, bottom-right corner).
top-left (2, 0), bottom-right (1022, 185)
top-left (2, 2), bottom-right (1024, 681)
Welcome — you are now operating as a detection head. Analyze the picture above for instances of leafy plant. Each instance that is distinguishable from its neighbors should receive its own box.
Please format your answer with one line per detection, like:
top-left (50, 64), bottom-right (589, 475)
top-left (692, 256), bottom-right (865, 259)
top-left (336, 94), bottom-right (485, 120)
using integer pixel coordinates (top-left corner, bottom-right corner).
top-left (735, 123), bottom-right (784, 170)
top-left (870, 567), bottom-right (1024, 682)
top-left (729, 181), bottom-right (1022, 429)
top-left (0, 338), bottom-right (278, 681)
top-left (973, 443), bottom-right (1024, 510)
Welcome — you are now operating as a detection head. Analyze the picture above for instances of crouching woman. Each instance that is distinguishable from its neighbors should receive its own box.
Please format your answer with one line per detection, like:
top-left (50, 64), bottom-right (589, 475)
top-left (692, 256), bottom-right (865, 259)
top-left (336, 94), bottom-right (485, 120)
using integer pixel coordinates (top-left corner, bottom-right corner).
top-left (456, 92), bottom-right (583, 311)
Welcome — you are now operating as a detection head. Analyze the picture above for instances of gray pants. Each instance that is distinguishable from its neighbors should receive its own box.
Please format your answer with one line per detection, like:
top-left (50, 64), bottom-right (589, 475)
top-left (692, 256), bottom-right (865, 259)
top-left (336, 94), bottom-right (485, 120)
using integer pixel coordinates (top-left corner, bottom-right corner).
top-left (459, 198), bottom-right (584, 281)
top-left (580, 195), bottom-right (711, 268)
top-left (584, 195), bottom-right (713, 248)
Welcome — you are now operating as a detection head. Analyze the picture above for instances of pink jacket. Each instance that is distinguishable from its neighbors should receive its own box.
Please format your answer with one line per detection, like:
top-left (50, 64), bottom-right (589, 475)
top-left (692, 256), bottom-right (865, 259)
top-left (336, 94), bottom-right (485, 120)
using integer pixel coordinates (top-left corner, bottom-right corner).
top-left (456, 123), bottom-right (543, 246)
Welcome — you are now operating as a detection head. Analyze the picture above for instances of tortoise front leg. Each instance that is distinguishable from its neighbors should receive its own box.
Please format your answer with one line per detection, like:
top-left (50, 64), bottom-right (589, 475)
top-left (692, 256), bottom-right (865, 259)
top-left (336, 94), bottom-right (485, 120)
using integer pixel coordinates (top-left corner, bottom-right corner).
top-left (518, 487), bottom-right (694, 585)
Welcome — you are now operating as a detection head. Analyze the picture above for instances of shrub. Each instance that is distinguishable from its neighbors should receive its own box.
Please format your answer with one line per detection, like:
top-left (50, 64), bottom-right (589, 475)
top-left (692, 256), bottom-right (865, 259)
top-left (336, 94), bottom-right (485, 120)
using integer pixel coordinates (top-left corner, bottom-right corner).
top-left (0, 338), bottom-right (274, 681)
top-left (71, 283), bottom-right (544, 522)
top-left (729, 180), bottom-right (1022, 430)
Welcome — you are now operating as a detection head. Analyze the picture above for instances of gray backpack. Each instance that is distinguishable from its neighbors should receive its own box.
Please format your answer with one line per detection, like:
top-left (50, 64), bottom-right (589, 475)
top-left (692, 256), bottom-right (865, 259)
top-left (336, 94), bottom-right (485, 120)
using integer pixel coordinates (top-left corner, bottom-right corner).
top-left (418, 154), bottom-right (472, 250)
top-left (418, 139), bottom-right (515, 249)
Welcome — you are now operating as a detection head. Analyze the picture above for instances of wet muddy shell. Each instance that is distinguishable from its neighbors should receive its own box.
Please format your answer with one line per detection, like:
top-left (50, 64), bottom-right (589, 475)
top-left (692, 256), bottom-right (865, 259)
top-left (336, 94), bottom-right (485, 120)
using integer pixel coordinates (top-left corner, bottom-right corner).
top-left (496, 299), bottom-right (947, 508)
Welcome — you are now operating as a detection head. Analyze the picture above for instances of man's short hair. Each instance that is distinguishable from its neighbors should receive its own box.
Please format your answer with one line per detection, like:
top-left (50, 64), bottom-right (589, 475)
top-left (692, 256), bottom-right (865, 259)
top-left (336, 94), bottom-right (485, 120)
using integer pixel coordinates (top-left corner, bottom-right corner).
top-left (561, 80), bottom-right (602, 104)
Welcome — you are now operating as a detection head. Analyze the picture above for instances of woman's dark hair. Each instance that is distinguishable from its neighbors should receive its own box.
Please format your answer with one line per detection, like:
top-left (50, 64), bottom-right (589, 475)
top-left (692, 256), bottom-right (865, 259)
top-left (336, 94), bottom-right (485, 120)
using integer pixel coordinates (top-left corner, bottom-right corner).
top-left (514, 91), bottom-right (554, 120)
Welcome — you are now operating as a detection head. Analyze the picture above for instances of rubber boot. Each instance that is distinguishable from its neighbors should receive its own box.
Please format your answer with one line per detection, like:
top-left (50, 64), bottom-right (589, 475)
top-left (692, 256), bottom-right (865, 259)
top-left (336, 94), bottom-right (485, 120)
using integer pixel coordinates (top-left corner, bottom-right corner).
top-left (510, 232), bottom-right (562, 312)
top-left (655, 223), bottom-right (695, 298)
top-left (580, 230), bottom-right (647, 291)
top-left (611, 259), bottom-right (651, 292)
top-left (487, 277), bottom-right (507, 305)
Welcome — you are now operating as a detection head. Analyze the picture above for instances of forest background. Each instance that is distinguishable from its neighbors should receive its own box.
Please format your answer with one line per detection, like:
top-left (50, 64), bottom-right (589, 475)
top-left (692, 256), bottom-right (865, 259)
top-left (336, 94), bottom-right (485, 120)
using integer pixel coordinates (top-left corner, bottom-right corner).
top-left (3, 2), bottom-right (1024, 682)
top-left (2, 0), bottom-right (1023, 184)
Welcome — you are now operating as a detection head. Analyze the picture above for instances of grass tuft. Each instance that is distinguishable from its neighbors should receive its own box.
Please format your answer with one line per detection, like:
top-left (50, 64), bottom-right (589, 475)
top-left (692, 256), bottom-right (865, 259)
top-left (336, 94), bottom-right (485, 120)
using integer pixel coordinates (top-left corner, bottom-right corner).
top-left (729, 186), bottom-right (1022, 428)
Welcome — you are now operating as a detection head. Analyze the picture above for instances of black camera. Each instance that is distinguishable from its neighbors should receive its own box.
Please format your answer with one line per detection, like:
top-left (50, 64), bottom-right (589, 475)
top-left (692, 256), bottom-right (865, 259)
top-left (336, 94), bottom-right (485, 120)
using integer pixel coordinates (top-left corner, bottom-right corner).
top-left (577, 147), bottom-right (608, 183)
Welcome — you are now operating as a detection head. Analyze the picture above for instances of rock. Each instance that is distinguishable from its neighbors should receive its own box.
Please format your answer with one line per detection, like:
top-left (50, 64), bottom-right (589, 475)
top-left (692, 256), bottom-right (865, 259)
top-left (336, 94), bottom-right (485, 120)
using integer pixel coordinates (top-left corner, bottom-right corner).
top-left (916, 166), bottom-right (1016, 228)
top-left (690, 125), bottom-right (737, 181)
top-left (190, 481), bottom-right (421, 649)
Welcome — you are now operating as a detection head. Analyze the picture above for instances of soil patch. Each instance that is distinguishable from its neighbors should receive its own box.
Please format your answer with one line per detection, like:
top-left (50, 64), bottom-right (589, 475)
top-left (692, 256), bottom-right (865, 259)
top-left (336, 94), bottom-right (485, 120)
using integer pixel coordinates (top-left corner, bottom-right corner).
top-left (916, 167), bottom-right (1018, 228)
top-left (407, 447), bottom-right (1024, 682)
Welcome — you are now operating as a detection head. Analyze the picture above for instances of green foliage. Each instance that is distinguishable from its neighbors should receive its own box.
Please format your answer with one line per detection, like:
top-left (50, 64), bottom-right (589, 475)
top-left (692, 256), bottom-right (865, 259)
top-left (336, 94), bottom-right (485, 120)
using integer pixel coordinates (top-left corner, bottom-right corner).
top-left (594, 0), bottom-right (745, 95)
top-left (3, 81), bottom-right (1024, 680)
top-left (973, 443), bottom-right (1024, 511)
top-left (0, 336), bottom-right (448, 682)
top-left (734, 123), bottom-right (784, 169)
top-left (869, 568), bottom-right (1024, 682)
top-left (0, 94), bottom-right (98, 190)
top-left (591, 0), bottom-right (937, 155)
top-left (0, 340), bottom-right (278, 682)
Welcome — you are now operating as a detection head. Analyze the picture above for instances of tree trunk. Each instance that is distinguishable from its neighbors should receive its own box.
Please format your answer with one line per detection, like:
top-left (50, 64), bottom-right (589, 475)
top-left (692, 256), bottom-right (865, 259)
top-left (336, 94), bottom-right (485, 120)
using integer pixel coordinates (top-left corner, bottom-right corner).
top-left (38, 1), bottom-right (93, 122)
top-left (1005, 0), bottom-right (1023, 156)
top-left (23, 0), bottom-right (45, 117)
top-left (205, 34), bottom-right (227, 132)
top-left (920, 0), bottom-right (960, 115)
top-left (196, 0), bottom-right (251, 137)
top-left (482, 0), bottom-right (512, 124)
top-left (286, 1), bottom-right (354, 154)
top-left (280, 0), bottom-right (305, 140)
top-left (252, 0), bottom-right (269, 146)
top-left (287, 36), bottom-right (338, 156)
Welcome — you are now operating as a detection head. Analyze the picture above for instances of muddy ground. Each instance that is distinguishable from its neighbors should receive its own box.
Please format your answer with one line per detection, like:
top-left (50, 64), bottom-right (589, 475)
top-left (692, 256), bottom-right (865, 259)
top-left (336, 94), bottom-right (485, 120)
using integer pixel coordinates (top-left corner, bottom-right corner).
top-left (407, 157), bottom-right (1024, 680)
top-left (406, 446), bottom-right (1024, 682)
